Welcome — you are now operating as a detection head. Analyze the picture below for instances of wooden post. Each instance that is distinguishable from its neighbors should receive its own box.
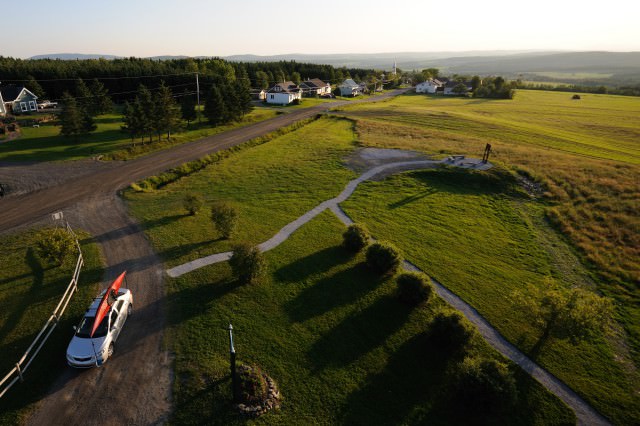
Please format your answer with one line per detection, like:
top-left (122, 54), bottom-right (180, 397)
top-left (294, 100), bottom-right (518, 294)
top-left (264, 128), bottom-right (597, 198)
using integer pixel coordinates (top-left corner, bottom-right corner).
top-left (228, 324), bottom-right (238, 402)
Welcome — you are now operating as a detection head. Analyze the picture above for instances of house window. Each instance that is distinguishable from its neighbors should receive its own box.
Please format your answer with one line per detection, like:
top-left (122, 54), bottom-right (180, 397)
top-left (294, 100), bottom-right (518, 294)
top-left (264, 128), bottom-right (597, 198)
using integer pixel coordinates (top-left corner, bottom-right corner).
top-left (20, 102), bottom-right (28, 112)
top-left (270, 94), bottom-right (274, 99)
top-left (29, 101), bottom-right (36, 111)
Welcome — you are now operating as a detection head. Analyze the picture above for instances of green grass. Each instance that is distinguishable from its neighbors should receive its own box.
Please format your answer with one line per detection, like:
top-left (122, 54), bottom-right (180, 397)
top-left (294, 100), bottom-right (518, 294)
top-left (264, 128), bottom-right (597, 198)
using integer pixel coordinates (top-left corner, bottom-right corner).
top-left (124, 117), bottom-right (359, 268)
top-left (339, 90), bottom-right (640, 370)
top-left (340, 168), bottom-right (640, 425)
top-left (166, 211), bottom-right (574, 425)
top-left (0, 108), bottom-right (278, 162)
top-left (0, 229), bottom-right (104, 424)
top-left (531, 72), bottom-right (614, 81)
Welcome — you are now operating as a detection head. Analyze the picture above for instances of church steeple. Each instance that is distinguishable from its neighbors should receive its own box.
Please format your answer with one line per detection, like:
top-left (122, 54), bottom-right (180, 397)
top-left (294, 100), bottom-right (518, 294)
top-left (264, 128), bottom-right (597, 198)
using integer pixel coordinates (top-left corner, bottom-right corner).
top-left (393, 59), bottom-right (397, 76)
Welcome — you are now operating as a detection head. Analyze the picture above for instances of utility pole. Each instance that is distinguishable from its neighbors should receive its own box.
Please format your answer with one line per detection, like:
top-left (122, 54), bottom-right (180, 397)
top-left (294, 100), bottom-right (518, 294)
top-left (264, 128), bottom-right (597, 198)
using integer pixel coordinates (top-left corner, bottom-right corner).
top-left (195, 72), bottom-right (201, 123)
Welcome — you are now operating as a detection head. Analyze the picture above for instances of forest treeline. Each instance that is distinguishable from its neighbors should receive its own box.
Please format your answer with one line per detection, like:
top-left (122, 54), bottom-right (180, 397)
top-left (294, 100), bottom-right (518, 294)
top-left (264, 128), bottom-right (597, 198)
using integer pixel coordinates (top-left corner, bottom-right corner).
top-left (0, 56), bottom-right (378, 102)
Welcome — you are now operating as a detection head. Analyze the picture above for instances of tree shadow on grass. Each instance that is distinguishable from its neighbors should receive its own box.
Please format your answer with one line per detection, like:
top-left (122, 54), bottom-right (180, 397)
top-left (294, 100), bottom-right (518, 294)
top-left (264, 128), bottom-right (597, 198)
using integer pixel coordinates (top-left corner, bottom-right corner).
top-left (274, 245), bottom-right (353, 284)
top-left (388, 188), bottom-right (438, 209)
top-left (285, 262), bottom-right (383, 323)
top-left (339, 331), bottom-right (456, 426)
top-left (0, 248), bottom-right (45, 345)
top-left (81, 214), bottom-right (187, 245)
top-left (309, 294), bottom-right (411, 370)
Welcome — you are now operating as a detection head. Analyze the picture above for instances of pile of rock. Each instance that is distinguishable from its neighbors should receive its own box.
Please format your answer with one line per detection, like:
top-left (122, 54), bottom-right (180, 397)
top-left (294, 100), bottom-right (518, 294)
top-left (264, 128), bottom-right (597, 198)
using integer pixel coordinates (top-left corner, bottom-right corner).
top-left (236, 366), bottom-right (281, 418)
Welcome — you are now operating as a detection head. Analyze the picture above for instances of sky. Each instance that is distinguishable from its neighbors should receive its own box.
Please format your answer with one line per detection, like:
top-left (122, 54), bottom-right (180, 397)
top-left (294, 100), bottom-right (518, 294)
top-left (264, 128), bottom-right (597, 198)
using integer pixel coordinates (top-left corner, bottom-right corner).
top-left (3, 0), bottom-right (639, 58)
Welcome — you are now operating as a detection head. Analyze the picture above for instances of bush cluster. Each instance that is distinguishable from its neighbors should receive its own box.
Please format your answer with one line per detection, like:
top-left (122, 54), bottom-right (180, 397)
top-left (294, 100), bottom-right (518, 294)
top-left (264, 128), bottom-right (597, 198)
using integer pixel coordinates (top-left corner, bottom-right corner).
top-left (396, 272), bottom-right (433, 306)
top-left (229, 243), bottom-right (266, 285)
top-left (428, 311), bottom-right (475, 354)
top-left (35, 227), bottom-right (77, 266)
top-left (211, 202), bottom-right (238, 239)
top-left (342, 223), bottom-right (370, 252)
top-left (365, 241), bottom-right (403, 275)
top-left (183, 193), bottom-right (204, 215)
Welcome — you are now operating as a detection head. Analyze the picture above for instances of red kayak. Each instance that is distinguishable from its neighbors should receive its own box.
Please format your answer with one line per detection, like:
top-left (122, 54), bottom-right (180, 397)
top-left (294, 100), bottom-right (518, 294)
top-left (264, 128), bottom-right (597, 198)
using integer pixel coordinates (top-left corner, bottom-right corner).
top-left (90, 271), bottom-right (127, 338)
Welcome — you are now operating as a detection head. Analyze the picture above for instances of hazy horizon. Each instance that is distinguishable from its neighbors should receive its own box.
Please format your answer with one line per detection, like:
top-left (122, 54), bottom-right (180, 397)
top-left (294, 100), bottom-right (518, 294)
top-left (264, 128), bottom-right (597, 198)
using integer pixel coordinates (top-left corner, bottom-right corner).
top-left (3, 0), bottom-right (639, 59)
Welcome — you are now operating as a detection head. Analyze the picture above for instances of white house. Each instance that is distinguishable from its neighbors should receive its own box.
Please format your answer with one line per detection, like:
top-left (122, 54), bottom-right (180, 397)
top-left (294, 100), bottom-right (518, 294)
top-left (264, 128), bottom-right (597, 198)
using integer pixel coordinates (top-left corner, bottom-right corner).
top-left (338, 79), bottom-right (361, 97)
top-left (266, 81), bottom-right (302, 105)
top-left (299, 78), bottom-right (331, 96)
top-left (0, 85), bottom-right (39, 116)
top-left (415, 79), bottom-right (443, 94)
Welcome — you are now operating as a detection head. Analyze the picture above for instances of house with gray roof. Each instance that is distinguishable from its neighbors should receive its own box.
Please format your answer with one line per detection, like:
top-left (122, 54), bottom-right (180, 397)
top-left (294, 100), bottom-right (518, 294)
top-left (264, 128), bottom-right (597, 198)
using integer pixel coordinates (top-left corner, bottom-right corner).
top-left (0, 85), bottom-right (39, 115)
top-left (299, 78), bottom-right (331, 97)
top-left (266, 81), bottom-right (302, 105)
top-left (338, 79), bottom-right (361, 97)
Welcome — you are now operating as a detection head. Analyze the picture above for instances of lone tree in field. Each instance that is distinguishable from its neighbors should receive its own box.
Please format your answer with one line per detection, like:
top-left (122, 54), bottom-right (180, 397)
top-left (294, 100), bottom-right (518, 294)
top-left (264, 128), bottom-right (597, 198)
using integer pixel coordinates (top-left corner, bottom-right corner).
top-left (366, 241), bottom-right (403, 275)
top-left (210, 201), bottom-right (238, 239)
top-left (35, 228), bottom-right (77, 266)
top-left (183, 193), bottom-right (204, 215)
top-left (342, 223), bottom-right (370, 253)
top-left (229, 243), bottom-right (266, 285)
top-left (396, 272), bottom-right (433, 306)
top-left (512, 284), bottom-right (613, 342)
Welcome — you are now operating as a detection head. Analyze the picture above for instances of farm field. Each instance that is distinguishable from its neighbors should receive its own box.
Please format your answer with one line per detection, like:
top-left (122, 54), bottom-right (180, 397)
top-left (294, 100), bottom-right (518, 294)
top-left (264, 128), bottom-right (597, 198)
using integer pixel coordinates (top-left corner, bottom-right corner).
top-left (0, 230), bottom-right (104, 424)
top-left (123, 110), bottom-right (636, 422)
top-left (0, 107), bottom-right (279, 162)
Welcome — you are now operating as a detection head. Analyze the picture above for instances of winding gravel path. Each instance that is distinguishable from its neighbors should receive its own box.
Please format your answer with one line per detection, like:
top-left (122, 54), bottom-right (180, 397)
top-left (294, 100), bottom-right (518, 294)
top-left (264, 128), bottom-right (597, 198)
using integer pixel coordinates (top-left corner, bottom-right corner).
top-left (166, 158), bottom-right (610, 426)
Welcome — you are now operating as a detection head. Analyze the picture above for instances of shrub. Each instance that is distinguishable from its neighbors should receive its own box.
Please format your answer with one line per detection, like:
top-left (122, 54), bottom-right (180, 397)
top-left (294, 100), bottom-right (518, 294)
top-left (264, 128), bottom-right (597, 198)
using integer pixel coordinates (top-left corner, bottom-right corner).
top-left (428, 311), bottom-right (475, 355)
top-left (454, 357), bottom-right (518, 418)
top-left (210, 201), bottom-right (238, 239)
top-left (365, 241), bottom-right (402, 275)
top-left (397, 272), bottom-right (433, 306)
top-left (237, 364), bottom-right (268, 404)
top-left (342, 223), bottom-right (370, 252)
top-left (35, 227), bottom-right (77, 266)
top-left (229, 243), bottom-right (266, 285)
top-left (183, 193), bottom-right (204, 215)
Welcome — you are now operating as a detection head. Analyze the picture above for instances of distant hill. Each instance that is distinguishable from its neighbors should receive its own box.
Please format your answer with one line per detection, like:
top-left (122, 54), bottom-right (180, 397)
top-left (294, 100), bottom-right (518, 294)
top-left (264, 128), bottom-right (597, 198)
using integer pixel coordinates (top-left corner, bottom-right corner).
top-left (26, 51), bottom-right (640, 84)
top-left (29, 53), bottom-right (122, 60)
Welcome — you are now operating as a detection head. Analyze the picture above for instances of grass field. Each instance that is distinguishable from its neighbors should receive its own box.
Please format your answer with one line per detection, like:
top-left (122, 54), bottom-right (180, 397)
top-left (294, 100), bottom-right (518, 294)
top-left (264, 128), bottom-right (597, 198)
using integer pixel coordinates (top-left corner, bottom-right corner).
top-left (338, 90), bottom-right (640, 366)
top-left (341, 168), bottom-right (640, 424)
top-left (123, 116), bottom-right (587, 423)
top-left (0, 108), bottom-right (278, 162)
top-left (166, 211), bottom-right (574, 425)
top-left (0, 229), bottom-right (104, 424)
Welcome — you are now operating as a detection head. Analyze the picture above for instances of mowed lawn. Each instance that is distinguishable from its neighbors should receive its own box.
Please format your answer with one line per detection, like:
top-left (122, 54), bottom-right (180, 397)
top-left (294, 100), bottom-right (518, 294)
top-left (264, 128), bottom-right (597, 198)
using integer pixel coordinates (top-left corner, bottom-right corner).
top-left (166, 212), bottom-right (573, 425)
top-left (0, 230), bottom-right (104, 424)
top-left (0, 108), bottom-right (278, 162)
top-left (124, 117), bottom-right (359, 268)
top-left (125, 117), bottom-right (573, 423)
top-left (340, 168), bottom-right (640, 425)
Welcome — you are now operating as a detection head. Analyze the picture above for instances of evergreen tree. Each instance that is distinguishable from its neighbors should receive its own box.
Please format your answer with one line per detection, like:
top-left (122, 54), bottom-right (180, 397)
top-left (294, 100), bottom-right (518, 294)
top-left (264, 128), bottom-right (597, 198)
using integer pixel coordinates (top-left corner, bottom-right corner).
top-left (220, 82), bottom-right (241, 122)
top-left (121, 101), bottom-right (143, 143)
top-left (235, 68), bottom-right (253, 117)
top-left (204, 85), bottom-right (225, 126)
top-left (137, 84), bottom-right (155, 142)
top-left (59, 92), bottom-right (83, 138)
top-left (25, 75), bottom-right (46, 99)
top-left (154, 81), bottom-right (182, 140)
top-left (255, 71), bottom-right (270, 89)
top-left (180, 89), bottom-right (197, 126)
top-left (74, 78), bottom-right (92, 112)
top-left (89, 78), bottom-right (112, 115)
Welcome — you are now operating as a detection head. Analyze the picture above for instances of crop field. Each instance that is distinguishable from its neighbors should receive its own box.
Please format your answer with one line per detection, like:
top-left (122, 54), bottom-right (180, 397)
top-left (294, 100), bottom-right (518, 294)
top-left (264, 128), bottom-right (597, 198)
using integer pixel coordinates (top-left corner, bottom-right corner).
top-left (121, 90), bottom-right (639, 423)
top-left (0, 230), bottom-right (103, 424)
top-left (0, 108), bottom-right (278, 162)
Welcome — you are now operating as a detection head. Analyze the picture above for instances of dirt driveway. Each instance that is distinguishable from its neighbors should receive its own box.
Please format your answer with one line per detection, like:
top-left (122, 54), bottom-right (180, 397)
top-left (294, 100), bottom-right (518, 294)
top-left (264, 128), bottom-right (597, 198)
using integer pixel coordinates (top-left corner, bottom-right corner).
top-left (0, 90), bottom-right (407, 425)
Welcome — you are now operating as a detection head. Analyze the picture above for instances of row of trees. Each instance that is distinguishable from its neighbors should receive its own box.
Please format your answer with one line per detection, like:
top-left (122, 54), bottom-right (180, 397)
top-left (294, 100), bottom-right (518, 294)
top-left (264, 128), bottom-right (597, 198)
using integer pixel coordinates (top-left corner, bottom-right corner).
top-left (204, 73), bottom-right (253, 126)
top-left (59, 78), bottom-right (112, 138)
top-left (121, 82), bottom-right (182, 143)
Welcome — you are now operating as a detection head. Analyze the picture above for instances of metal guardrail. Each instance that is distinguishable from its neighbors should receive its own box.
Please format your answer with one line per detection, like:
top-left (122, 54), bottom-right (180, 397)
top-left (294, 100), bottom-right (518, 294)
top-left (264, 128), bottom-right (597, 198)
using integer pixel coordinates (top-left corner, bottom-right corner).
top-left (0, 222), bottom-right (84, 399)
